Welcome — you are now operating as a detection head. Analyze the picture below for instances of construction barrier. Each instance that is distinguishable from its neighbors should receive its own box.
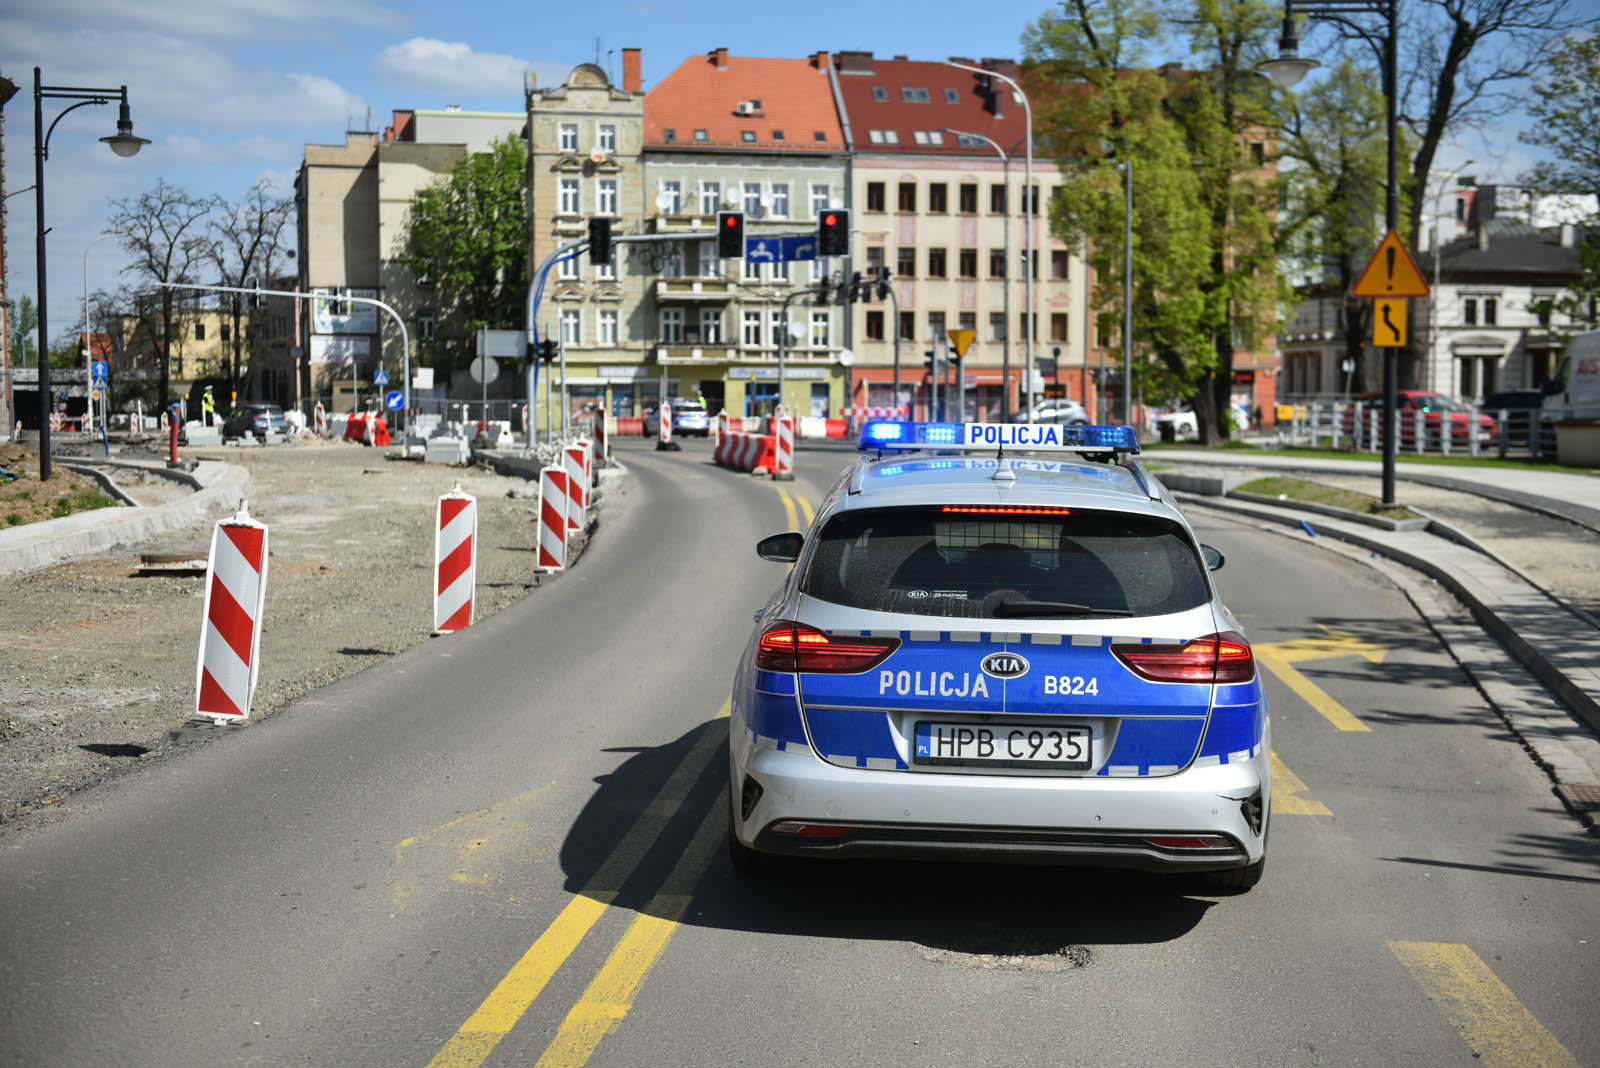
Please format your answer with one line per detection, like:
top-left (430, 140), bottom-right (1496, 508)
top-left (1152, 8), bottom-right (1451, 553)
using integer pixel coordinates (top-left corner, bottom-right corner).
top-left (773, 416), bottom-right (795, 480)
top-left (538, 467), bottom-right (569, 572)
top-left (592, 414), bottom-right (608, 461)
top-left (714, 431), bottom-right (777, 474)
top-left (658, 401), bottom-right (673, 447)
top-left (345, 412), bottom-right (391, 446)
top-left (314, 402), bottom-right (327, 436)
top-left (616, 417), bottom-right (644, 436)
top-left (716, 410), bottom-right (732, 448)
top-left (840, 406), bottom-right (909, 419)
top-left (434, 485), bottom-right (477, 633)
top-left (563, 441), bottom-right (588, 533)
top-left (195, 503), bottom-right (269, 723)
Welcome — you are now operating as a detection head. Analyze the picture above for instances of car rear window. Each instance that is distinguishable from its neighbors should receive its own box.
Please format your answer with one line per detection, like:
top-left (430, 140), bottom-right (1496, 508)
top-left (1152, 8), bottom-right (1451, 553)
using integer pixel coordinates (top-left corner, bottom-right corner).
top-left (801, 506), bottom-right (1209, 619)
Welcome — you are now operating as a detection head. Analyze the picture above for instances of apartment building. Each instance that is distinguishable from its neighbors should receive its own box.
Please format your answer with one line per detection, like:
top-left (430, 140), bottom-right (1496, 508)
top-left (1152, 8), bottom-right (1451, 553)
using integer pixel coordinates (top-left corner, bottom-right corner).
top-left (830, 51), bottom-right (1086, 420)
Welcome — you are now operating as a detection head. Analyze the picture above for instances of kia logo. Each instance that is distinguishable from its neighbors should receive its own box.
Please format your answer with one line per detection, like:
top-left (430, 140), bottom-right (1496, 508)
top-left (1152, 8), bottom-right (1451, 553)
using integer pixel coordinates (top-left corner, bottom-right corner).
top-left (981, 652), bottom-right (1029, 679)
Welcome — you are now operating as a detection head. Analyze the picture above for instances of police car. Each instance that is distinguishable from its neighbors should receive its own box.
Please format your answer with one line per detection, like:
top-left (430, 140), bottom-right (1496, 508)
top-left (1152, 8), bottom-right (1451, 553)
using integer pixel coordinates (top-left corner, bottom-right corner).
top-left (728, 420), bottom-right (1269, 890)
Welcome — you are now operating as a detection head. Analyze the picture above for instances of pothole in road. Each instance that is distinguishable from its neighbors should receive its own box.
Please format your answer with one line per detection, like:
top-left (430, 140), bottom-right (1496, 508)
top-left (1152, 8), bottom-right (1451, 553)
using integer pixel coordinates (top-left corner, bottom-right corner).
top-left (918, 924), bottom-right (1094, 972)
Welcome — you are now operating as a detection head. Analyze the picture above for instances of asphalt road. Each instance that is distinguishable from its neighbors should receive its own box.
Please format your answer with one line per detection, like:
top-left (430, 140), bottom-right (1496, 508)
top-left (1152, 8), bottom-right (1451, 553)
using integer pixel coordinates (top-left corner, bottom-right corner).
top-left (1, 436), bottom-right (1595, 1068)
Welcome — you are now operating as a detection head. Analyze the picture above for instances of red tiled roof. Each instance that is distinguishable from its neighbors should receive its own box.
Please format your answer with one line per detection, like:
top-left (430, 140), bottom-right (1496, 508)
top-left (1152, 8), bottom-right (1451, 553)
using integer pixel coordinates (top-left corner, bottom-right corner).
top-left (833, 54), bottom-right (1031, 157)
top-left (644, 51), bottom-right (845, 153)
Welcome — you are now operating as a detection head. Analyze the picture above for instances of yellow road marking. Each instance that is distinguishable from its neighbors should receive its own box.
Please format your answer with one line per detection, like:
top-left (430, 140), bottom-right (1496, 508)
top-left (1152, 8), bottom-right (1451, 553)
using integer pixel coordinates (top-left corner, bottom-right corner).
top-left (775, 487), bottom-right (798, 530)
top-left (534, 801), bottom-right (727, 1068)
top-left (1389, 941), bottom-right (1580, 1068)
top-left (426, 701), bottom-right (729, 1068)
top-left (1255, 645), bottom-right (1373, 733)
top-left (796, 493), bottom-right (814, 526)
top-left (1269, 752), bottom-right (1332, 816)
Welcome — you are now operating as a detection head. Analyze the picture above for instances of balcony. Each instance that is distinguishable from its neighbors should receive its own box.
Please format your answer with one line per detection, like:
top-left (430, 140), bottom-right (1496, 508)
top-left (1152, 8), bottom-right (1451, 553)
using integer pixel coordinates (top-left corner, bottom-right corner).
top-left (655, 277), bottom-right (736, 302)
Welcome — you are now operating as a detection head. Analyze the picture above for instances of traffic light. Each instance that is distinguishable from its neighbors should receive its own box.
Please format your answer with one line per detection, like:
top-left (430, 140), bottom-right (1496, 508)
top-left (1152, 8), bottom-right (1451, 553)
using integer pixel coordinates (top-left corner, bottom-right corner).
top-left (538, 338), bottom-right (559, 362)
top-left (717, 210), bottom-right (744, 258)
top-left (588, 217), bottom-right (612, 265)
top-left (849, 271), bottom-right (863, 303)
top-left (817, 208), bottom-right (849, 256)
top-left (875, 266), bottom-right (891, 300)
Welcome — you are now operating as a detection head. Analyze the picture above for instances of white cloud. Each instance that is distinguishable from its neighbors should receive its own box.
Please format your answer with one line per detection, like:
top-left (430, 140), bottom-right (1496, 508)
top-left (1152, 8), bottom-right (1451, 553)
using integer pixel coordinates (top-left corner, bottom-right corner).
top-left (9, 0), bottom-right (402, 40)
top-left (372, 37), bottom-right (538, 97)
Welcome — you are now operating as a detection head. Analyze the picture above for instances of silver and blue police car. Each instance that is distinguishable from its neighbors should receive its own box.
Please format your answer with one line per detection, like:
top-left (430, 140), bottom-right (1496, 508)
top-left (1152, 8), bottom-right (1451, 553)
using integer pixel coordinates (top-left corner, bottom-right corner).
top-left (728, 420), bottom-right (1269, 890)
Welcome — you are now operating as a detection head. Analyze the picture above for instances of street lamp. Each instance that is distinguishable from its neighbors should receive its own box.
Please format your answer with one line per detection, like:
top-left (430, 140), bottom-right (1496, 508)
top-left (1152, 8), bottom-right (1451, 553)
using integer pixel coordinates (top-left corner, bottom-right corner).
top-left (1427, 160), bottom-right (1472, 394)
top-left (1258, 0), bottom-right (1402, 504)
top-left (945, 128), bottom-right (1013, 419)
top-left (33, 68), bottom-right (148, 480)
top-left (83, 231), bottom-right (129, 436)
top-left (945, 60), bottom-right (1035, 421)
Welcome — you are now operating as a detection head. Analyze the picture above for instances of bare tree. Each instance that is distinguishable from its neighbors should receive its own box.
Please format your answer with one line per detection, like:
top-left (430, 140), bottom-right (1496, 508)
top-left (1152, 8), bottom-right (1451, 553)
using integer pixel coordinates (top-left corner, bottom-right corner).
top-left (205, 179), bottom-right (294, 392)
top-left (108, 180), bottom-right (216, 412)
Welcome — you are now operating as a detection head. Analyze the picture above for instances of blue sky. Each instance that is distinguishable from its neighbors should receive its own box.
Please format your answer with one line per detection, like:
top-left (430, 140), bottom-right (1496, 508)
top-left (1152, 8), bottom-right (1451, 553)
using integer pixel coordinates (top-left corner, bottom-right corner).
top-left (2, 0), bottom-right (1544, 345)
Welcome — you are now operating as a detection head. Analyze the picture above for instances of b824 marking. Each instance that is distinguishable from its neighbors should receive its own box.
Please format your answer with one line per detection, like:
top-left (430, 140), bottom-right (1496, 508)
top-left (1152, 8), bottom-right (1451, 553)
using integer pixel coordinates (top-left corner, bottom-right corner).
top-left (1043, 675), bottom-right (1099, 696)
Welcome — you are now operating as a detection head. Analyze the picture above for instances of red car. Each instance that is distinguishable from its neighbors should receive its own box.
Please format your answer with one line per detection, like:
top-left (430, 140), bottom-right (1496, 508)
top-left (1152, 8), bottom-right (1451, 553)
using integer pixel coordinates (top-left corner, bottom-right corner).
top-left (1340, 390), bottom-right (1497, 447)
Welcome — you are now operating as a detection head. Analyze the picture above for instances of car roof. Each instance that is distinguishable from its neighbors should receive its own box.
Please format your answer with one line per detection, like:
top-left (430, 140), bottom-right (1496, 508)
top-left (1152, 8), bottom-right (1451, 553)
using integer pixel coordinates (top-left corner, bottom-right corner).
top-left (833, 453), bottom-right (1175, 521)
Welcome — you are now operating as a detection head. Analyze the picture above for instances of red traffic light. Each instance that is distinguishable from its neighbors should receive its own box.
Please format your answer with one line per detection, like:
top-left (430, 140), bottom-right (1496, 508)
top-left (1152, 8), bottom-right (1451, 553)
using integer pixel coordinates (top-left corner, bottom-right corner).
top-left (725, 215), bottom-right (739, 227)
top-left (823, 212), bottom-right (838, 227)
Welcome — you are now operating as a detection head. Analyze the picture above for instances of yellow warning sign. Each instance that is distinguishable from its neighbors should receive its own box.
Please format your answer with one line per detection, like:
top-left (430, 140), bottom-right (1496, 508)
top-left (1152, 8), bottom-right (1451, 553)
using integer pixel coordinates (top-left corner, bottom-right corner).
top-left (1372, 298), bottom-right (1408, 347)
top-left (947, 328), bottom-right (977, 357)
top-left (1353, 230), bottom-right (1430, 298)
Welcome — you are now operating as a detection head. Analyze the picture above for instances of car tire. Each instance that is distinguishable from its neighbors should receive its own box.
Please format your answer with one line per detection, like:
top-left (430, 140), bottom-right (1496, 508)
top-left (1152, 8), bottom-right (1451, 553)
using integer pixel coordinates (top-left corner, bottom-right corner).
top-left (726, 798), bottom-right (789, 876)
top-left (1198, 813), bottom-right (1267, 893)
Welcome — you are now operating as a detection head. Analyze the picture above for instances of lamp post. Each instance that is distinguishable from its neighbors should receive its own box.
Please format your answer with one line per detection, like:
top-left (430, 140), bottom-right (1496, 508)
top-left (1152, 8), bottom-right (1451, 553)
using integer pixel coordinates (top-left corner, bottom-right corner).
top-left (1259, 0), bottom-right (1400, 504)
top-left (1427, 160), bottom-right (1472, 394)
top-left (1120, 159), bottom-right (1133, 426)
top-left (945, 60), bottom-right (1035, 421)
top-left (32, 68), bottom-right (148, 480)
top-left (82, 231), bottom-right (128, 436)
top-left (946, 128), bottom-right (1013, 419)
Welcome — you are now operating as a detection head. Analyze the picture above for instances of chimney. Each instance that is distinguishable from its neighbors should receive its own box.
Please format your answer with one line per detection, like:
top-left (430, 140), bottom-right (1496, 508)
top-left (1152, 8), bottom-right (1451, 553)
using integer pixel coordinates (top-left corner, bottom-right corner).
top-left (811, 51), bottom-right (831, 70)
top-left (623, 48), bottom-right (642, 92)
top-left (712, 46), bottom-right (729, 69)
top-left (1561, 222), bottom-right (1576, 247)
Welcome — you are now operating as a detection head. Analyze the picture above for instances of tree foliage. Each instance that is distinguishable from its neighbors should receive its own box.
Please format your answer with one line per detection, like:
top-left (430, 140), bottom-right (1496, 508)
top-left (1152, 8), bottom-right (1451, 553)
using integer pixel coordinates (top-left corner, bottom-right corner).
top-left (399, 135), bottom-right (529, 342)
top-left (206, 179), bottom-right (294, 389)
top-left (1027, 0), bottom-right (1287, 442)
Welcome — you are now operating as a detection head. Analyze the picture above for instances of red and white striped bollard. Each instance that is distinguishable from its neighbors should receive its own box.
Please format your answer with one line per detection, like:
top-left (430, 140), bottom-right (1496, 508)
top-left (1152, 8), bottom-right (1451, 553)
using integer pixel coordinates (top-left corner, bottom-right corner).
top-left (434, 484), bottom-right (477, 632)
top-left (194, 501), bottom-right (269, 723)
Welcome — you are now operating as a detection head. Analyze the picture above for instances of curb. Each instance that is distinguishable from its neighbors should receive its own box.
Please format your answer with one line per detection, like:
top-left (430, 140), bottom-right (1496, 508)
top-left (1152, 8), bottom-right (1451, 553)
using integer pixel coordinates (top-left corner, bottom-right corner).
top-left (0, 463), bottom-right (251, 579)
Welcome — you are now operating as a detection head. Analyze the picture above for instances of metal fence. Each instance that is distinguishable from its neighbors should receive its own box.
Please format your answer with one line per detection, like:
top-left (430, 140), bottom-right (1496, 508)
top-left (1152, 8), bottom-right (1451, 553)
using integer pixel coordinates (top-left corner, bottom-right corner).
top-left (1276, 397), bottom-right (1556, 459)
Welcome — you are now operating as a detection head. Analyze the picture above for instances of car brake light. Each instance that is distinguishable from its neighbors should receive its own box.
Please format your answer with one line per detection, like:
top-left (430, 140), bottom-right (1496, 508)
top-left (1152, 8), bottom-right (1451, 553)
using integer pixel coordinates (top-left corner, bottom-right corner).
top-left (1144, 835), bottom-right (1230, 850)
top-left (941, 505), bottom-right (1071, 516)
top-left (1111, 631), bottom-right (1254, 684)
top-left (756, 622), bottom-right (899, 673)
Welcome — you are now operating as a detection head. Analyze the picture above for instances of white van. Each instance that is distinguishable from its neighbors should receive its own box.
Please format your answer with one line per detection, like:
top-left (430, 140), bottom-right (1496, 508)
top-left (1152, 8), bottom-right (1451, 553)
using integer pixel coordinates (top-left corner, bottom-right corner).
top-left (1542, 329), bottom-right (1600, 424)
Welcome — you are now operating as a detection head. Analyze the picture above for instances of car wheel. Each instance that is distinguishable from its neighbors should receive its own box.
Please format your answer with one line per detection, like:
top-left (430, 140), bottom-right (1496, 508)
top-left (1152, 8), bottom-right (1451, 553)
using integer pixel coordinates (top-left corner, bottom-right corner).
top-left (726, 795), bottom-right (788, 875)
top-left (1198, 813), bottom-right (1267, 893)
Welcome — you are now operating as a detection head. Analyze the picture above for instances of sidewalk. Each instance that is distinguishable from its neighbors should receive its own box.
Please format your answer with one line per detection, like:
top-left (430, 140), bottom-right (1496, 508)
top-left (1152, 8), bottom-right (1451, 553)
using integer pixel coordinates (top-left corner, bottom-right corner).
top-left (1152, 453), bottom-right (1600, 826)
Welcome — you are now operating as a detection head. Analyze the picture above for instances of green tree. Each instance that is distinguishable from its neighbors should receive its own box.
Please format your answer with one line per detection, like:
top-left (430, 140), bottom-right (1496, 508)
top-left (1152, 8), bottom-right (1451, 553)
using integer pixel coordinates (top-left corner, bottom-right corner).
top-left (205, 179), bottom-right (294, 391)
top-left (1027, 0), bottom-right (1286, 442)
top-left (6, 295), bottom-right (39, 366)
top-left (399, 135), bottom-right (529, 352)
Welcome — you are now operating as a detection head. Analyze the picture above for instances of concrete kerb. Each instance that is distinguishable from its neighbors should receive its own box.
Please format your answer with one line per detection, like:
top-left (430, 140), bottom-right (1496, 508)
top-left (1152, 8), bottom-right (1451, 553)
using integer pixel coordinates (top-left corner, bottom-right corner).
top-left (1174, 490), bottom-right (1600, 740)
top-left (0, 462), bottom-right (250, 579)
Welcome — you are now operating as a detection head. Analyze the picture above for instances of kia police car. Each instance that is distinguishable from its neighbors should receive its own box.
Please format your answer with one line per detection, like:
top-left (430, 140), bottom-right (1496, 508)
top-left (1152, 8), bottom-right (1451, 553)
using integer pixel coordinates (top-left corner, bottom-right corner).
top-left (729, 420), bottom-right (1269, 890)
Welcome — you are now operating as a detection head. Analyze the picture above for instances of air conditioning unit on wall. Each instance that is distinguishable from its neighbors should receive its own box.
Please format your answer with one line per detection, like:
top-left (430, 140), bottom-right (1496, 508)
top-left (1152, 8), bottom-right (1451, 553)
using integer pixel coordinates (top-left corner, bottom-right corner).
top-left (735, 101), bottom-right (754, 115)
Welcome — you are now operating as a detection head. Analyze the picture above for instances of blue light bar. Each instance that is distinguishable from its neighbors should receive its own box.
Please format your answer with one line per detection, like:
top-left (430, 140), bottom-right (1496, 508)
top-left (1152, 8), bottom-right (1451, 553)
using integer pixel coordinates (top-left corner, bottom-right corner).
top-left (859, 421), bottom-right (1140, 455)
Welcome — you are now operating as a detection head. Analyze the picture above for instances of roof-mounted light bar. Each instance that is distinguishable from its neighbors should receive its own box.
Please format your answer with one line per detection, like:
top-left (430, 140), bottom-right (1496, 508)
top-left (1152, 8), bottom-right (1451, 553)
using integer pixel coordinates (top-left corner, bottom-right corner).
top-left (858, 420), bottom-right (1140, 455)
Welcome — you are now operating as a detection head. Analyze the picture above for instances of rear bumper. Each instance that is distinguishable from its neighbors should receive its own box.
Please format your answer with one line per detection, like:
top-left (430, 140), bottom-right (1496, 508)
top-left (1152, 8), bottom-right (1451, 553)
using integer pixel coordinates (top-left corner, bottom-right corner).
top-left (731, 733), bottom-right (1269, 871)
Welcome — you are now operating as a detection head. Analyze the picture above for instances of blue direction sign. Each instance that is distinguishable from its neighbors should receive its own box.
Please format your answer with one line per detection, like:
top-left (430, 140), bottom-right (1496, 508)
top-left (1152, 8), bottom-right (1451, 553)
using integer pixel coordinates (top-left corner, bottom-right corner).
top-left (385, 390), bottom-right (404, 411)
top-left (373, 368), bottom-right (389, 386)
top-left (91, 360), bottom-right (108, 384)
top-left (745, 235), bottom-right (817, 263)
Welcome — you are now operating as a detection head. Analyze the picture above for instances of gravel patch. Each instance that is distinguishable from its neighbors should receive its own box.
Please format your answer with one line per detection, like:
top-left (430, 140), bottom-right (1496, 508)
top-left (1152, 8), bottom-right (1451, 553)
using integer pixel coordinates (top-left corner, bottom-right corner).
top-left (0, 438), bottom-right (618, 826)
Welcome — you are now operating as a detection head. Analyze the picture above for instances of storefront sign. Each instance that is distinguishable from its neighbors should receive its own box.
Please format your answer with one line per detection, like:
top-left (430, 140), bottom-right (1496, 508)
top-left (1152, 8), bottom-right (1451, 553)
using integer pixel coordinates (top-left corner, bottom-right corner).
top-left (729, 366), bottom-right (828, 380)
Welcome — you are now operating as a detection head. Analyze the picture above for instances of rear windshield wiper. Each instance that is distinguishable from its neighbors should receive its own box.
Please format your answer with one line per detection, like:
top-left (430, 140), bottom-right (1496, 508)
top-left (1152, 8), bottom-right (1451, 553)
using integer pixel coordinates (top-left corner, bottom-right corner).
top-left (991, 595), bottom-right (1133, 618)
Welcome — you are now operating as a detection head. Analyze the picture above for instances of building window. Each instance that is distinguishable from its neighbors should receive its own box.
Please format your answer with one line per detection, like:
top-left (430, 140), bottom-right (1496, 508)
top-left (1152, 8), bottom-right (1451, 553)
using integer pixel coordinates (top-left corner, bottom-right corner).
top-left (597, 308), bottom-right (618, 346)
top-left (659, 307), bottom-right (684, 343)
top-left (990, 185), bottom-right (1007, 214)
top-left (1048, 250), bottom-right (1068, 280)
top-left (959, 311), bottom-right (976, 332)
top-left (928, 311), bottom-right (946, 338)
top-left (693, 129), bottom-right (707, 142)
top-left (959, 248), bottom-right (977, 278)
top-left (698, 241), bottom-right (719, 278)
top-left (989, 249), bottom-right (1006, 277)
top-left (1463, 298), bottom-right (1477, 325)
top-left (928, 183), bottom-right (948, 213)
top-left (561, 308), bottom-right (581, 346)
top-left (897, 248), bottom-right (916, 277)
top-left (945, 88), bottom-right (960, 103)
top-left (659, 179), bottom-right (681, 214)
top-left (811, 183), bottom-right (830, 217)
top-left (743, 181), bottom-right (762, 216)
top-left (559, 123), bottom-right (578, 152)
top-left (741, 130), bottom-right (756, 143)
top-left (867, 129), bottom-right (901, 144)
top-left (866, 182), bottom-right (886, 212)
top-left (664, 128), bottom-right (677, 143)
top-left (911, 130), bottom-right (944, 146)
top-left (597, 178), bottom-right (618, 215)
top-left (1018, 312), bottom-right (1036, 341)
top-left (989, 312), bottom-right (1006, 341)
top-left (865, 310), bottom-right (885, 340)
top-left (897, 182), bottom-right (917, 212)
top-left (417, 313), bottom-right (435, 340)
top-left (560, 177), bottom-right (581, 214)
top-left (770, 182), bottom-right (789, 218)
top-left (1020, 250), bottom-right (1037, 278)
top-left (927, 247), bottom-right (947, 278)
top-left (742, 310), bottom-right (763, 346)
top-left (220, 323), bottom-right (230, 343)
top-left (772, 129), bottom-right (784, 141)
top-left (866, 247), bottom-right (885, 276)
top-left (770, 309), bottom-right (786, 348)
top-left (559, 254), bottom-right (579, 280)
top-left (700, 308), bottom-right (723, 344)
top-left (1250, 141), bottom-right (1265, 166)
top-left (901, 87), bottom-right (931, 102)
top-left (595, 254), bottom-right (617, 281)
top-left (597, 124), bottom-right (616, 152)
top-left (810, 310), bottom-right (831, 349)
top-left (873, 86), bottom-right (888, 101)
top-left (898, 311), bottom-right (915, 340)
top-left (956, 185), bottom-right (977, 215)
top-left (1050, 313), bottom-right (1069, 341)
top-left (772, 257), bottom-right (790, 281)
top-left (1483, 297), bottom-right (1498, 325)
top-left (699, 180), bottom-right (721, 214)
top-left (195, 322), bottom-right (206, 341)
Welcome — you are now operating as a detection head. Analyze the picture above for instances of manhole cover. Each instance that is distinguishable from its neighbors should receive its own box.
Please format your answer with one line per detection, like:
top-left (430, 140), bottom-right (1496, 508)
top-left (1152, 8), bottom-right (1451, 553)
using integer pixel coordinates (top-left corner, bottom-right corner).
top-left (1555, 784), bottom-right (1600, 812)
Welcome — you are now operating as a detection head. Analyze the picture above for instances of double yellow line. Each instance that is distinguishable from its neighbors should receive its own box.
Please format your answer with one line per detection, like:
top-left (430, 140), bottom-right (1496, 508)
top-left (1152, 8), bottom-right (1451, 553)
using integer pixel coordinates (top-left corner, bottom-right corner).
top-left (776, 486), bottom-right (814, 531)
top-left (427, 702), bottom-right (729, 1068)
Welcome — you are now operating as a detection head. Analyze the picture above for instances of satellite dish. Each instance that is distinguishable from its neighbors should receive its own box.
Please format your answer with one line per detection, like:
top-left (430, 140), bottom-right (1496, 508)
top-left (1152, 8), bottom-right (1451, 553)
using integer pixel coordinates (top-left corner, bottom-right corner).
top-left (837, 347), bottom-right (855, 367)
top-left (655, 189), bottom-right (674, 214)
top-left (788, 321), bottom-right (805, 342)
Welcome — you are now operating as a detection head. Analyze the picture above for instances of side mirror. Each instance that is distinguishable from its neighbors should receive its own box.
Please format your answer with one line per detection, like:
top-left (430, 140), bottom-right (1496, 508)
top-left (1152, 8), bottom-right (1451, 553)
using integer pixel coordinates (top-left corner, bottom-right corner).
top-left (757, 531), bottom-right (804, 563)
top-left (1200, 544), bottom-right (1225, 571)
top-left (1541, 377), bottom-right (1562, 396)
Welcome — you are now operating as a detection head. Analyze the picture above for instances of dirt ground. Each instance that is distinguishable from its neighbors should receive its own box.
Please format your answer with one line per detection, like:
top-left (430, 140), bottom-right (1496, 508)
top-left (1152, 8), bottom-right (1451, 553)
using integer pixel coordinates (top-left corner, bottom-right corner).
top-left (0, 442), bottom-right (119, 527)
top-left (0, 437), bottom-right (612, 825)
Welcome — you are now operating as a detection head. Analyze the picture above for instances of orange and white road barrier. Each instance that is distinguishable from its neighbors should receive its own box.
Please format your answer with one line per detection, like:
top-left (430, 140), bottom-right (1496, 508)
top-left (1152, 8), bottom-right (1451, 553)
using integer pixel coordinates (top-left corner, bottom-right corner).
top-left (314, 402), bottom-right (328, 436)
top-left (592, 415), bottom-right (608, 462)
top-left (716, 410), bottom-right (731, 448)
top-left (434, 484), bottom-right (477, 633)
top-left (538, 466), bottom-right (569, 572)
top-left (658, 401), bottom-right (673, 447)
top-left (773, 415), bottom-right (795, 480)
top-left (195, 502), bottom-right (269, 723)
top-left (563, 442), bottom-right (588, 534)
top-left (49, 412), bottom-right (61, 432)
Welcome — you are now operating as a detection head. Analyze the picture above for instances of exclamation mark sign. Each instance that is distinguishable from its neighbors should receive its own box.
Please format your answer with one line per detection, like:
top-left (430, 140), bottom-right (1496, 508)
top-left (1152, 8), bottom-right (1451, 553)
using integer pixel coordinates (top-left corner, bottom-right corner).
top-left (1386, 246), bottom-right (1396, 291)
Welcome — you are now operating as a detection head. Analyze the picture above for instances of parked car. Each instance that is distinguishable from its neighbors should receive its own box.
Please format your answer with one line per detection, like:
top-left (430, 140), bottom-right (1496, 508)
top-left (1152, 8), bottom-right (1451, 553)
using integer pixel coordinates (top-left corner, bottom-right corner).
top-left (1340, 390), bottom-right (1497, 447)
top-left (1478, 389), bottom-right (1544, 446)
top-left (221, 402), bottom-right (289, 440)
top-left (642, 397), bottom-right (710, 438)
top-left (1011, 398), bottom-right (1088, 425)
top-left (1153, 409), bottom-right (1198, 441)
